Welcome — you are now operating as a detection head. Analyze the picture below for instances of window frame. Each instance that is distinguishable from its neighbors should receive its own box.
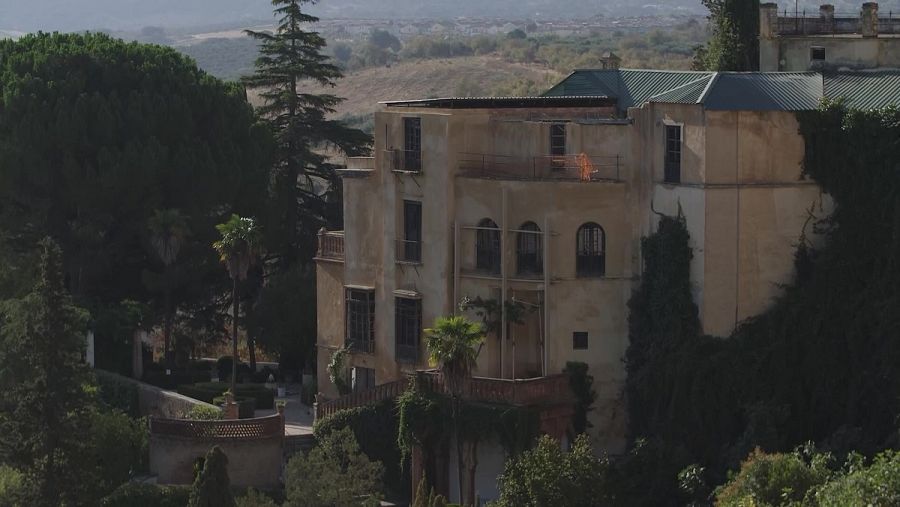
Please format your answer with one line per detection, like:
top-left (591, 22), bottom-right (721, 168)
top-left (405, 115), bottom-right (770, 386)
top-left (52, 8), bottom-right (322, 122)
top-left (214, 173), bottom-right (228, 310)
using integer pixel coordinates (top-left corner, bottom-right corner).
top-left (394, 297), bottom-right (422, 363)
top-left (403, 117), bottom-right (422, 172)
top-left (345, 288), bottom-right (375, 353)
top-left (576, 222), bottom-right (606, 278)
top-left (475, 218), bottom-right (501, 275)
top-left (351, 366), bottom-right (375, 393)
top-left (573, 332), bottom-right (589, 350)
top-left (664, 124), bottom-right (682, 184)
top-left (550, 123), bottom-right (567, 170)
top-left (810, 46), bottom-right (826, 61)
top-left (516, 221), bottom-right (543, 276)
top-left (401, 200), bottom-right (423, 263)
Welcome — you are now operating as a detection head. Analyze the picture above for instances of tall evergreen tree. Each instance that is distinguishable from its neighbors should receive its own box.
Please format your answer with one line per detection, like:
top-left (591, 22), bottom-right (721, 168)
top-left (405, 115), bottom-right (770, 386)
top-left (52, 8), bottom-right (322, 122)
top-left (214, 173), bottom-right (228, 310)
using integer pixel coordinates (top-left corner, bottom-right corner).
top-left (244, 0), bottom-right (372, 266)
top-left (695, 0), bottom-right (760, 71)
top-left (188, 446), bottom-right (236, 507)
top-left (0, 238), bottom-right (94, 506)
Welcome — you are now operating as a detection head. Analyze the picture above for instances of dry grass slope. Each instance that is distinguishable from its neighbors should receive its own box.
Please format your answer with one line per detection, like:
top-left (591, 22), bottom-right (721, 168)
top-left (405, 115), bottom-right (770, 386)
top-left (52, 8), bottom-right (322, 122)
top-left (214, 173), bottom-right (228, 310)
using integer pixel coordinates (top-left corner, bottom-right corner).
top-left (249, 56), bottom-right (563, 119)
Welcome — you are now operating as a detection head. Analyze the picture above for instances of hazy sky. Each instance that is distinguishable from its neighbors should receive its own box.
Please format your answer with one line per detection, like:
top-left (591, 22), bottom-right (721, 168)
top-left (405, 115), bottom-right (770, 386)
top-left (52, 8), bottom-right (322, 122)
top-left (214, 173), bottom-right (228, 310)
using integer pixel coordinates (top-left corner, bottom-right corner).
top-left (2, 0), bottom-right (899, 34)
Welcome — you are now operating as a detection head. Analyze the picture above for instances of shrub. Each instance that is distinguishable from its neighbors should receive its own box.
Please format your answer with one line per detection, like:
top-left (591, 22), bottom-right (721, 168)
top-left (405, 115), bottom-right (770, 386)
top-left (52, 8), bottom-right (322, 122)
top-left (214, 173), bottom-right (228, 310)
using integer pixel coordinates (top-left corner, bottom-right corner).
top-left (189, 446), bottom-right (235, 507)
top-left (812, 450), bottom-right (900, 507)
top-left (88, 409), bottom-right (149, 499)
top-left (144, 370), bottom-right (210, 390)
top-left (236, 488), bottom-right (279, 507)
top-left (0, 465), bottom-right (24, 505)
top-left (715, 446), bottom-right (831, 507)
top-left (95, 370), bottom-right (140, 418)
top-left (284, 427), bottom-right (383, 507)
top-left (179, 382), bottom-right (274, 410)
top-left (100, 483), bottom-right (190, 507)
top-left (213, 395), bottom-right (256, 419)
top-left (186, 404), bottom-right (223, 420)
top-left (494, 434), bottom-right (610, 507)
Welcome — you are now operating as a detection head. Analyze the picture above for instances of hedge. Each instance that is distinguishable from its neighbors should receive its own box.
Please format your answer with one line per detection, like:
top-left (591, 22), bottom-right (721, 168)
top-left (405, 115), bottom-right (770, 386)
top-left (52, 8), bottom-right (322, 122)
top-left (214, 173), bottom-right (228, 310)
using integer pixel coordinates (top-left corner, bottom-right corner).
top-left (177, 382), bottom-right (274, 410)
top-left (100, 483), bottom-right (189, 507)
top-left (95, 370), bottom-right (140, 418)
top-left (213, 395), bottom-right (256, 419)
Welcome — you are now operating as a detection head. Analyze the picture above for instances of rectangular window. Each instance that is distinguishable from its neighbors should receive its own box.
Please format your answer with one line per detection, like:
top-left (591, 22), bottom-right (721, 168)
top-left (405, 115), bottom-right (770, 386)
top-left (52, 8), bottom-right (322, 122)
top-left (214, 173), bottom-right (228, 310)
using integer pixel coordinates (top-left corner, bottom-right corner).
top-left (810, 46), bottom-right (826, 61)
top-left (403, 117), bottom-right (422, 172)
top-left (664, 125), bottom-right (682, 184)
top-left (345, 288), bottom-right (375, 353)
top-left (351, 367), bottom-right (375, 393)
top-left (573, 332), bottom-right (588, 350)
top-left (401, 200), bottom-right (422, 263)
top-left (395, 297), bottom-right (422, 363)
top-left (550, 123), bottom-right (566, 170)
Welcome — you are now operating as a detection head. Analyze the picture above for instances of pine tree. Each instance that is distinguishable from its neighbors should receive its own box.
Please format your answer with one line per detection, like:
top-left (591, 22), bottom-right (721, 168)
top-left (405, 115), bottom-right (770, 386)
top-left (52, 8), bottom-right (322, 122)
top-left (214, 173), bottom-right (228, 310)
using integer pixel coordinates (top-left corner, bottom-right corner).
top-left (0, 238), bottom-right (94, 506)
top-left (244, 0), bottom-right (371, 266)
top-left (188, 446), bottom-right (236, 507)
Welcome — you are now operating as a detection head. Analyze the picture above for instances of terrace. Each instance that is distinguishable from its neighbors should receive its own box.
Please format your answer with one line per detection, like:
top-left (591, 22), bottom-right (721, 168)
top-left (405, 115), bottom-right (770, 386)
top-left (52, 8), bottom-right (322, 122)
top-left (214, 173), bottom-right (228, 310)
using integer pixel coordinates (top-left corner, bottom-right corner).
top-left (457, 152), bottom-right (624, 182)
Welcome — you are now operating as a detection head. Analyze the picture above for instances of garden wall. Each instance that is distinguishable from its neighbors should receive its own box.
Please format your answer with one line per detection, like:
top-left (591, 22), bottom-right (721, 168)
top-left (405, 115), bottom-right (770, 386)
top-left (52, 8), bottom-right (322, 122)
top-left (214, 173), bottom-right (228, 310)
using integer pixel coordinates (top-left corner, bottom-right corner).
top-left (96, 369), bottom-right (217, 418)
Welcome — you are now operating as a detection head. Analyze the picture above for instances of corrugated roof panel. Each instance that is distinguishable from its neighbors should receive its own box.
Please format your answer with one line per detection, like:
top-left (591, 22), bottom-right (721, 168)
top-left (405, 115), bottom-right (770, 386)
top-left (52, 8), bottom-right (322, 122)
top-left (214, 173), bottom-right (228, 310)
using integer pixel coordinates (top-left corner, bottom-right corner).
top-left (702, 73), bottom-right (823, 111)
top-left (648, 75), bottom-right (714, 104)
top-left (824, 71), bottom-right (900, 110)
top-left (544, 69), bottom-right (713, 112)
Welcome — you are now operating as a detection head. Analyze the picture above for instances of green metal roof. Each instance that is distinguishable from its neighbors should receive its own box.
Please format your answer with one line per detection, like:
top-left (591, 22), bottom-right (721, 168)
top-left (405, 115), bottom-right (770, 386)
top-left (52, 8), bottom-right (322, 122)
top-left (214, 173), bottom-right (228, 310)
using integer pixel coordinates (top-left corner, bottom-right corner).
top-left (544, 69), bottom-right (713, 112)
top-left (824, 70), bottom-right (900, 110)
top-left (648, 76), bottom-right (714, 104)
top-left (702, 73), bottom-right (824, 111)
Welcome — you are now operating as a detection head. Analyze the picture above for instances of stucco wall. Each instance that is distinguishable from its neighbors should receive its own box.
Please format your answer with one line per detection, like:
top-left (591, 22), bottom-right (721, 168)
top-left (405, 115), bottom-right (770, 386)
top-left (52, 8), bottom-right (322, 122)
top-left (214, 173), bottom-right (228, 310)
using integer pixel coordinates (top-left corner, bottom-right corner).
top-left (316, 260), bottom-right (345, 400)
top-left (97, 370), bottom-right (217, 418)
top-left (149, 434), bottom-right (282, 488)
top-left (762, 36), bottom-right (900, 71)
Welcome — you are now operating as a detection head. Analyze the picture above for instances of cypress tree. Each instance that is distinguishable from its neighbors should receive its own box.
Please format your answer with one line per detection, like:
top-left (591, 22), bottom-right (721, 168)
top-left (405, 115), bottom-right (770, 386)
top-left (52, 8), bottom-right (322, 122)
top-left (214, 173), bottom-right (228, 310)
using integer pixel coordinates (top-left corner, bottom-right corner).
top-left (244, 0), bottom-right (372, 266)
top-left (0, 238), bottom-right (94, 506)
top-left (696, 0), bottom-right (760, 71)
top-left (188, 446), bottom-right (236, 507)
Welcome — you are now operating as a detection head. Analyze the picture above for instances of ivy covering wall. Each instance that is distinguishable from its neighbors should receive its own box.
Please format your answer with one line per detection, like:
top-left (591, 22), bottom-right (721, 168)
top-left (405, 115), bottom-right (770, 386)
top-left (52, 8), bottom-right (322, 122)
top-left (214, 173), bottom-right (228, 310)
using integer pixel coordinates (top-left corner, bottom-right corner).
top-left (625, 102), bottom-right (900, 484)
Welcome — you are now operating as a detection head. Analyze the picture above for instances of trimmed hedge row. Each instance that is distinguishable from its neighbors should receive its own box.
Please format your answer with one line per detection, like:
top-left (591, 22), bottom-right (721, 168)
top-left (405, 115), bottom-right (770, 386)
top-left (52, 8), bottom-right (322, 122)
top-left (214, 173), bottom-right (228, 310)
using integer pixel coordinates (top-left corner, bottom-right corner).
top-left (212, 395), bottom-right (256, 419)
top-left (176, 382), bottom-right (274, 410)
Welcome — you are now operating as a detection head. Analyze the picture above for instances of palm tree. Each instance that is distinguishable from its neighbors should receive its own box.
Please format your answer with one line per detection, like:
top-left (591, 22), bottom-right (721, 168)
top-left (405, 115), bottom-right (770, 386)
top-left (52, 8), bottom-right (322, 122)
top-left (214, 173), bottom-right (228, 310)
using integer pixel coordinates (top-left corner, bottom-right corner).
top-left (213, 214), bottom-right (262, 396)
top-left (424, 315), bottom-right (485, 506)
top-left (148, 209), bottom-right (189, 367)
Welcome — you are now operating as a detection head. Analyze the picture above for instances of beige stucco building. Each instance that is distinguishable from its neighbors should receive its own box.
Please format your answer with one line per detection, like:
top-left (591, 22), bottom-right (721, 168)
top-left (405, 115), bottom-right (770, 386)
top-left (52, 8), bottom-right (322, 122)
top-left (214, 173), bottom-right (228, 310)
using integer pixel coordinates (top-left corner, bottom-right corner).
top-left (760, 2), bottom-right (900, 71)
top-left (314, 6), bottom-right (900, 473)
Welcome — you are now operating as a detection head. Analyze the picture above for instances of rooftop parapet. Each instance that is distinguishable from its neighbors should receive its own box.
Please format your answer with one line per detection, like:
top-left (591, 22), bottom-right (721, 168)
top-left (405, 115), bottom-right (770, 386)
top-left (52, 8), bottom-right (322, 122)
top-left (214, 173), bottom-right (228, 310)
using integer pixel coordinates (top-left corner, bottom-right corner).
top-left (762, 2), bottom-right (900, 37)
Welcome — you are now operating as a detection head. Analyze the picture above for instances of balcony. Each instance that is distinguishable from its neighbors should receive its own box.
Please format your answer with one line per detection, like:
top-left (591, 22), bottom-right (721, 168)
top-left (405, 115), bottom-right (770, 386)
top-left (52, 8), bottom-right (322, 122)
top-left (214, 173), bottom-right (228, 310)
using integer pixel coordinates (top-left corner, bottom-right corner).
top-left (384, 148), bottom-right (422, 174)
top-left (396, 239), bottom-right (422, 264)
top-left (315, 229), bottom-right (344, 262)
top-left (458, 152), bottom-right (623, 182)
top-left (416, 370), bottom-right (575, 407)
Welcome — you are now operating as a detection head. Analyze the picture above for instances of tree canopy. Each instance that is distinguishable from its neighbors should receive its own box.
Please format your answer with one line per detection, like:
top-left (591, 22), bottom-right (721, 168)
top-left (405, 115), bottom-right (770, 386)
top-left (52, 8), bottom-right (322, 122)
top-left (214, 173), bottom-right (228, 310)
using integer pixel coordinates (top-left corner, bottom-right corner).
top-left (0, 32), bottom-right (274, 371)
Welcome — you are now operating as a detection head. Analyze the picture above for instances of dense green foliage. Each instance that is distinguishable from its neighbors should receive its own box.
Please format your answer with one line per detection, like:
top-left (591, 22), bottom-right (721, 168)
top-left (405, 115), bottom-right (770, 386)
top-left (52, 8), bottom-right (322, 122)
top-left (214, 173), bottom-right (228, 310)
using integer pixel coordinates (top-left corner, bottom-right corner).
top-left (695, 0), bottom-right (759, 70)
top-left (624, 102), bottom-right (900, 496)
top-left (87, 409), bottom-right (149, 499)
top-left (284, 427), bottom-right (383, 507)
top-left (188, 446), bottom-right (235, 507)
top-left (95, 369), bottom-right (141, 417)
top-left (0, 240), bottom-right (95, 506)
top-left (812, 451), bottom-right (900, 506)
top-left (100, 483), bottom-right (190, 507)
top-left (236, 488), bottom-right (280, 507)
top-left (563, 361), bottom-right (596, 435)
top-left (313, 399), bottom-right (407, 498)
top-left (177, 382), bottom-right (274, 409)
top-left (715, 446), bottom-right (831, 506)
top-left (0, 32), bottom-right (273, 372)
top-left (493, 434), bottom-right (609, 507)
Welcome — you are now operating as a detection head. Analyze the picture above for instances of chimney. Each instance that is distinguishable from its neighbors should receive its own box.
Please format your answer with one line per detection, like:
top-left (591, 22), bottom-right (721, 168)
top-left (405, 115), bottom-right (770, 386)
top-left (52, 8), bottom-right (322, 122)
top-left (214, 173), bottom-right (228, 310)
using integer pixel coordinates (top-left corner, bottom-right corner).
top-left (760, 3), bottom-right (779, 39)
top-left (601, 52), bottom-right (621, 70)
top-left (861, 2), bottom-right (879, 37)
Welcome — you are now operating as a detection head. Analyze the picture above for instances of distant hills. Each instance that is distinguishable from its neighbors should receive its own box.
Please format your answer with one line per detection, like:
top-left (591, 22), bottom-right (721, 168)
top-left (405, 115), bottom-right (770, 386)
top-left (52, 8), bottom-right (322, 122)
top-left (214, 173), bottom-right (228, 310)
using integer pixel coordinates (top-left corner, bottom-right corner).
top-left (3, 0), bottom-right (900, 33)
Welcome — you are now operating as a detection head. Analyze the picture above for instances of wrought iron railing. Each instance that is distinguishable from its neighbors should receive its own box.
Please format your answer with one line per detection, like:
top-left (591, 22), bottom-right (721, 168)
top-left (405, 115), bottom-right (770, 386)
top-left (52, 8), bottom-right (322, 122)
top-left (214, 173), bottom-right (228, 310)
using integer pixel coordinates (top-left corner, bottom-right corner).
top-left (385, 149), bottom-right (423, 173)
top-left (776, 11), bottom-right (900, 35)
top-left (315, 378), bottom-right (410, 420)
top-left (458, 152), bottom-right (623, 182)
top-left (396, 239), bottom-right (422, 263)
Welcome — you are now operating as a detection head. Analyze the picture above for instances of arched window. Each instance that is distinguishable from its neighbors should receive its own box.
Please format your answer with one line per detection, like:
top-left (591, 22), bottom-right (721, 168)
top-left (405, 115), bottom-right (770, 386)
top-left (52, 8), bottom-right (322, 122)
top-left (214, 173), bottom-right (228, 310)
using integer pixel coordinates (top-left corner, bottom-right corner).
top-left (476, 218), bottom-right (501, 274)
top-left (516, 222), bottom-right (542, 275)
top-left (576, 223), bottom-right (605, 277)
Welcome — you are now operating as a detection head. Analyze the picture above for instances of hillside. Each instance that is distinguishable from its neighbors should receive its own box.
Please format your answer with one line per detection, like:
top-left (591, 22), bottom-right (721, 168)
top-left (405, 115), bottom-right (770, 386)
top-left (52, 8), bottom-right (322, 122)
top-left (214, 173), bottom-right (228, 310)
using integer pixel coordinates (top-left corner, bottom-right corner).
top-left (250, 57), bottom-right (564, 129)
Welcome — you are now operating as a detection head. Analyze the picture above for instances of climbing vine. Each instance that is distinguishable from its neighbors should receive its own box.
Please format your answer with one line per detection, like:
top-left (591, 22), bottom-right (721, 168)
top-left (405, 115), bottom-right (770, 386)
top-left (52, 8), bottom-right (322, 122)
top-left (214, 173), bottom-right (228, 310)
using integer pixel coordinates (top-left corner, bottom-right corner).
top-left (327, 346), bottom-right (351, 396)
top-left (625, 102), bottom-right (900, 486)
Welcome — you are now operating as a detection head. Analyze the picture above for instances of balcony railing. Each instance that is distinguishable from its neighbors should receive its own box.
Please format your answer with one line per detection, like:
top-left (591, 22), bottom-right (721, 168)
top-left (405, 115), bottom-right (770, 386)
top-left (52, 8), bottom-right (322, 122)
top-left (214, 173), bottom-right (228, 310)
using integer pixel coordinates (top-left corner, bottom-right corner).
top-left (396, 239), bottom-right (422, 264)
top-left (149, 414), bottom-right (284, 440)
top-left (316, 378), bottom-right (411, 420)
top-left (316, 229), bottom-right (344, 262)
top-left (416, 371), bottom-right (575, 407)
top-left (384, 148), bottom-right (423, 173)
top-left (776, 12), bottom-right (900, 36)
top-left (458, 152), bottom-right (623, 182)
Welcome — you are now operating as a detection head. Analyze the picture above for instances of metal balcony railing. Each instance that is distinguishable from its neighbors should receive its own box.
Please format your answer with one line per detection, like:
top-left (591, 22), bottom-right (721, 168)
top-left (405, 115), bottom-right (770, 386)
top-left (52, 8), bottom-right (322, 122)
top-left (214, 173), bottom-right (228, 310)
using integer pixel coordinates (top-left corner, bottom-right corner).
top-left (458, 152), bottom-right (623, 182)
top-left (776, 11), bottom-right (900, 35)
top-left (396, 239), bottom-right (422, 264)
top-left (384, 149), bottom-right (422, 173)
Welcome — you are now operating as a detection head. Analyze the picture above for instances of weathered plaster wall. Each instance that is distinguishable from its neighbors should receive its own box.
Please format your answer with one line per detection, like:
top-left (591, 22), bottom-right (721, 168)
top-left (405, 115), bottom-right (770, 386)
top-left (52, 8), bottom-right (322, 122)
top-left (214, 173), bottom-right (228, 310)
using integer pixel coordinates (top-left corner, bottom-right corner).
top-left (149, 434), bottom-right (282, 488)
top-left (762, 36), bottom-right (900, 71)
top-left (316, 260), bottom-right (345, 399)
